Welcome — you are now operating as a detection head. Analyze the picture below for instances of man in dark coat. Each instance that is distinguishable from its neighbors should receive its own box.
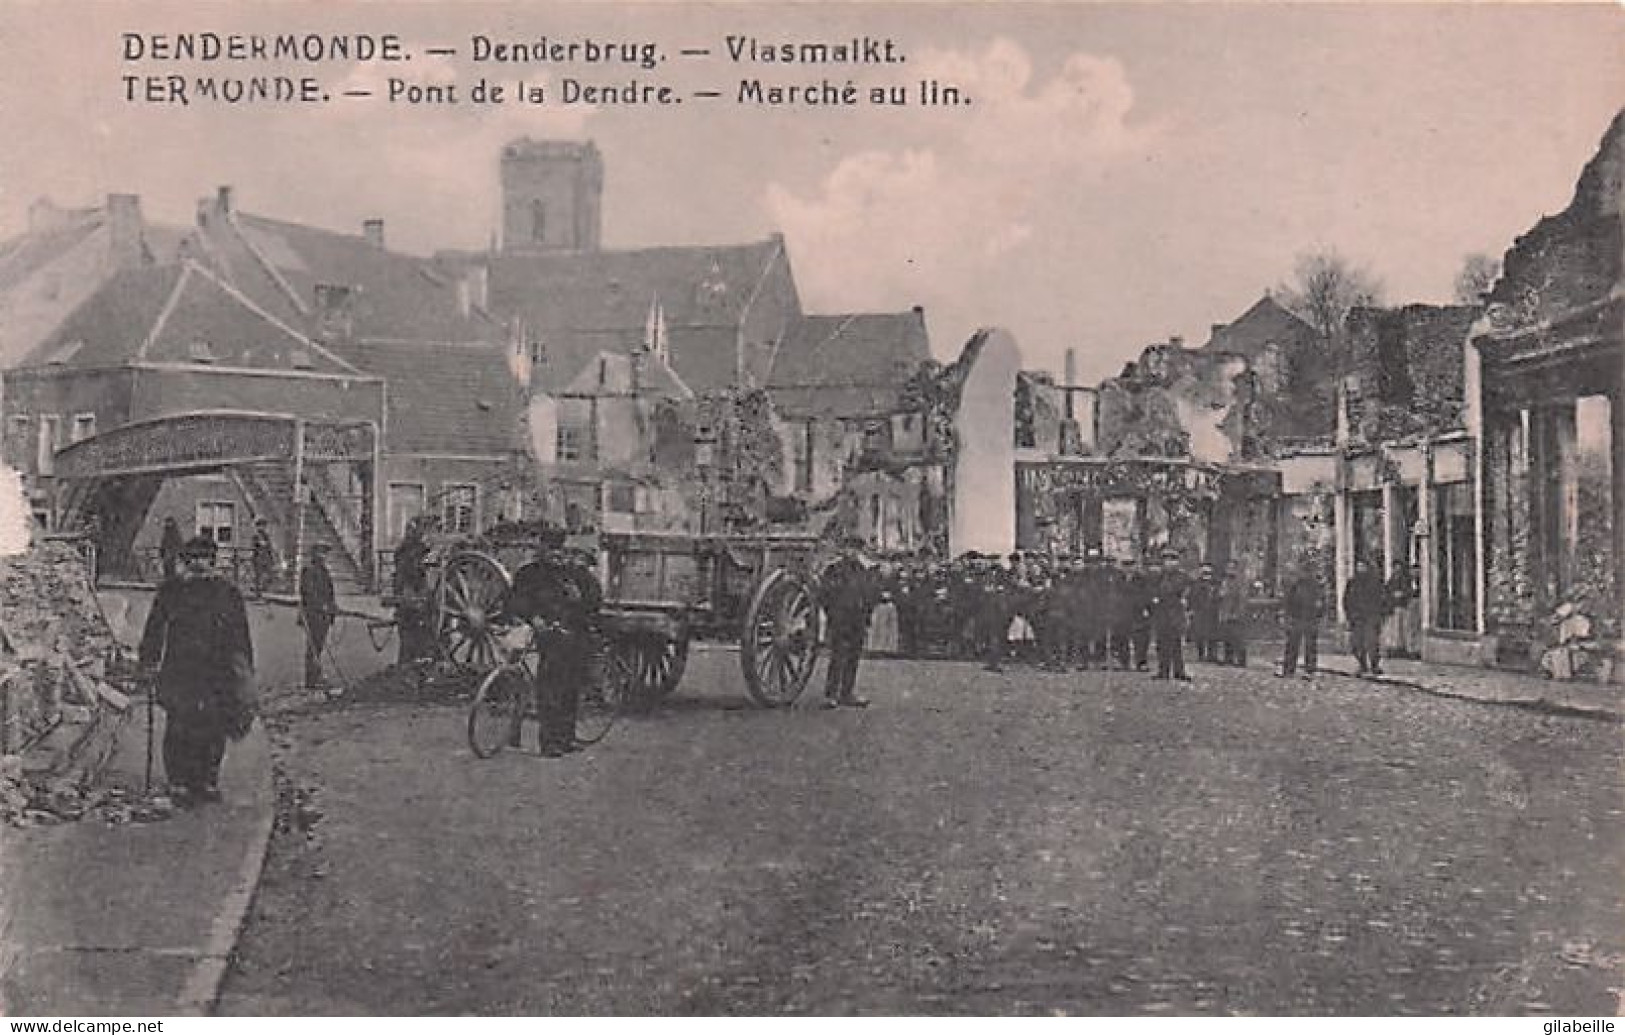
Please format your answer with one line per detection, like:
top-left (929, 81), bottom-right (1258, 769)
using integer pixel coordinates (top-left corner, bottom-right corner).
top-left (1187, 563), bottom-right (1220, 662)
top-left (821, 537), bottom-right (885, 707)
top-left (1217, 562), bottom-right (1251, 667)
top-left (1150, 550), bottom-right (1192, 681)
top-left (1278, 561), bottom-right (1326, 678)
top-left (249, 519), bottom-right (276, 598)
top-left (139, 536), bottom-right (254, 806)
top-left (158, 517), bottom-right (184, 582)
top-left (978, 556), bottom-right (1014, 672)
top-left (1113, 557), bottom-right (1152, 671)
top-left (507, 532), bottom-right (603, 754)
top-left (299, 545), bottom-right (337, 692)
top-left (392, 517), bottom-right (434, 665)
top-left (1343, 559), bottom-right (1390, 676)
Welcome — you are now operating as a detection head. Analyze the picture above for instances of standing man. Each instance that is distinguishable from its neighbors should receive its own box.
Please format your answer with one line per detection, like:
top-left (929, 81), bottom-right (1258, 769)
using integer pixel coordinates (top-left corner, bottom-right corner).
top-left (821, 536), bottom-right (885, 707)
top-left (249, 519), bottom-right (276, 598)
top-left (1150, 550), bottom-right (1191, 681)
top-left (1187, 562), bottom-right (1220, 663)
top-left (1118, 557), bottom-right (1153, 672)
top-left (507, 530), bottom-right (603, 755)
top-left (158, 516), bottom-right (184, 582)
top-left (978, 555), bottom-right (1013, 672)
top-left (1278, 560), bottom-right (1325, 679)
top-left (392, 517), bottom-right (434, 665)
top-left (138, 536), bottom-right (254, 807)
top-left (1343, 559), bottom-right (1389, 676)
top-left (299, 544), bottom-right (337, 693)
top-left (1217, 562), bottom-right (1251, 667)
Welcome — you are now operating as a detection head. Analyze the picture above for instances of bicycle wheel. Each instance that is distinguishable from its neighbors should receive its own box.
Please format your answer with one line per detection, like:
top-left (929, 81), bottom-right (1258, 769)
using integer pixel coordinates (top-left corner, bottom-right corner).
top-left (577, 641), bottom-right (633, 745)
top-left (468, 663), bottom-right (528, 758)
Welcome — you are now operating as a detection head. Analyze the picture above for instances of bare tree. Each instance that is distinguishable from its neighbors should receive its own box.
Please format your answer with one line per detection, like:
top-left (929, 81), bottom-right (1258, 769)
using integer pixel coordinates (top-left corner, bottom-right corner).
top-left (1273, 249), bottom-right (1384, 344)
top-left (1454, 252), bottom-right (1502, 304)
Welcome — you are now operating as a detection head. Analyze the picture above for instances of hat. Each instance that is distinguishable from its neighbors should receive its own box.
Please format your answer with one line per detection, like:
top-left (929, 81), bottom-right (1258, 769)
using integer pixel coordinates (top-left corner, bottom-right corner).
top-left (841, 535), bottom-right (870, 551)
top-left (1160, 547), bottom-right (1181, 560)
top-left (180, 535), bottom-right (217, 560)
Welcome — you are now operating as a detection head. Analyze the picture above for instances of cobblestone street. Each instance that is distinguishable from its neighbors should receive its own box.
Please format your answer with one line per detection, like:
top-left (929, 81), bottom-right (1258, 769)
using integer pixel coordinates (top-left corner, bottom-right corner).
top-left (218, 648), bottom-right (1625, 1016)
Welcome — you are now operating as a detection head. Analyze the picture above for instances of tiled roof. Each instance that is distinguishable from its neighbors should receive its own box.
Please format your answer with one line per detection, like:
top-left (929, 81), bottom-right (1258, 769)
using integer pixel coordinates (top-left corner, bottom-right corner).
top-left (0, 210), bottom-right (102, 294)
top-left (1200, 295), bottom-right (1318, 355)
top-left (766, 311), bottom-right (930, 417)
top-left (19, 266), bottom-right (181, 369)
top-left (21, 262), bottom-right (352, 376)
top-left (484, 238), bottom-right (787, 392)
top-left (344, 338), bottom-right (525, 455)
top-left (226, 213), bottom-right (505, 346)
top-left (487, 238), bottom-right (784, 331)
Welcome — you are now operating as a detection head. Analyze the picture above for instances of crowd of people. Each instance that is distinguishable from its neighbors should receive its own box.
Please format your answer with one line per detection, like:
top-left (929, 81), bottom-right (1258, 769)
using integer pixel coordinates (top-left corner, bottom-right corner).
top-left (879, 548), bottom-right (1257, 679)
top-left (849, 545), bottom-right (1413, 684)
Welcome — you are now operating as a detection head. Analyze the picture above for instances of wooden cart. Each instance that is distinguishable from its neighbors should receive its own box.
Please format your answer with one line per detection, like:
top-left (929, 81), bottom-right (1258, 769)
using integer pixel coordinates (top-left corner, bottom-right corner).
top-left (430, 529), bottom-right (832, 707)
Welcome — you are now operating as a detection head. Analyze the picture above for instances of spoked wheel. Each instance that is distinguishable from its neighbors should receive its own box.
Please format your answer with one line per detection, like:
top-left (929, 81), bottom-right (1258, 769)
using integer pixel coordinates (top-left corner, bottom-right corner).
top-left (436, 551), bottom-right (512, 675)
top-left (740, 568), bottom-right (822, 707)
top-left (579, 641), bottom-right (634, 745)
top-left (619, 634), bottom-right (689, 705)
top-left (468, 663), bottom-right (529, 758)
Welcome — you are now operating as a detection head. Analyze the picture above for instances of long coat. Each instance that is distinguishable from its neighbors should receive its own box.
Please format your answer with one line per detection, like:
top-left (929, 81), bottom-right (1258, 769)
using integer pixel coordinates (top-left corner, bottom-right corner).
top-left (139, 576), bottom-right (254, 721)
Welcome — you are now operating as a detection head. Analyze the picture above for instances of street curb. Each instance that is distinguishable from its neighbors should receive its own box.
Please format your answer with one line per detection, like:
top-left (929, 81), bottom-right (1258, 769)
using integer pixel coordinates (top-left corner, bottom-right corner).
top-left (173, 723), bottom-right (276, 1016)
top-left (1321, 666), bottom-right (1624, 724)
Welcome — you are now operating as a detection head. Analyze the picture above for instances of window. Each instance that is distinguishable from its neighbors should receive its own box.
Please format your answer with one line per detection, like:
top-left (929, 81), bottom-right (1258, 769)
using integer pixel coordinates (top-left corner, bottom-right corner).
top-left (528, 337), bottom-right (545, 364)
top-left (387, 482), bottom-right (426, 542)
top-left (608, 483), bottom-right (636, 513)
top-left (530, 200), bottom-right (546, 243)
top-left (71, 413), bottom-right (96, 443)
top-left (441, 484), bottom-right (477, 535)
top-left (36, 415), bottom-right (60, 475)
top-left (8, 416), bottom-right (30, 470)
top-left (196, 501), bottom-right (236, 544)
top-left (795, 422), bottom-right (814, 493)
top-left (188, 338), bottom-right (216, 364)
top-left (557, 426), bottom-right (583, 463)
top-left (1433, 482), bottom-right (1477, 631)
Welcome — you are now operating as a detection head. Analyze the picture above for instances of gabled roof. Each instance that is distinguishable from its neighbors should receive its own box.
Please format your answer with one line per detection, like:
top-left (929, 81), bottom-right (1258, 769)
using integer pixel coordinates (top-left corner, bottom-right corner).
top-left (0, 208), bottom-right (102, 294)
top-left (559, 350), bottom-right (692, 400)
top-left (343, 338), bottom-right (524, 455)
top-left (18, 265), bottom-right (179, 369)
top-left (19, 262), bottom-right (354, 375)
top-left (1200, 294), bottom-right (1319, 355)
top-left (486, 237), bottom-right (785, 332)
top-left (184, 204), bottom-right (505, 349)
top-left (766, 310), bottom-right (931, 418)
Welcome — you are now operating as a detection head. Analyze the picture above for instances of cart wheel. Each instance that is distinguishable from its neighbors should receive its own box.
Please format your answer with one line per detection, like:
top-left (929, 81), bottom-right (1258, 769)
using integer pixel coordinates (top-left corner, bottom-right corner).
top-left (741, 568), bottom-right (821, 707)
top-left (468, 663), bottom-right (527, 758)
top-left (629, 634), bottom-right (689, 702)
top-left (436, 551), bottom-right (512, 675)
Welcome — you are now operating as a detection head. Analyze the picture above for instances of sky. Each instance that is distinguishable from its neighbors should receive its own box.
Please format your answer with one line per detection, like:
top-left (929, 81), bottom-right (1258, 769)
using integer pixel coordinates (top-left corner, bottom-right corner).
top-left (1, 1), bottom-right (1621, 384)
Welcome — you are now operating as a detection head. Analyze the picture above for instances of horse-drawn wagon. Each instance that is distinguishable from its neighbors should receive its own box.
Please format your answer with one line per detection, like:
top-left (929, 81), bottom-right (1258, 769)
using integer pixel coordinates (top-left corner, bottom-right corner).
top-left (424, 525), bottom-right (832, 709)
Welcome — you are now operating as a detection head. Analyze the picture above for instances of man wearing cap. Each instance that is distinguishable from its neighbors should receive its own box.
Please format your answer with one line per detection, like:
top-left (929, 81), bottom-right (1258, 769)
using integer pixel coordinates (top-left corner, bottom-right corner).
top-left (139, 536), bottom-right (254, 806)
top-left (1278, 559), bottom-right (1326, 679)
top-left (1149, 549), bottom-right (1192, 681)
top-left (820, 537), bottom-right (886, 707)
top-left (1187, 562), bottom-right (1220, 663)
top-left (299, 544), bottom-right (337, 693)
top-left (1342, 559), bottom-right (1389, 676)
top-left (507, 530), bottom-right (603, 754)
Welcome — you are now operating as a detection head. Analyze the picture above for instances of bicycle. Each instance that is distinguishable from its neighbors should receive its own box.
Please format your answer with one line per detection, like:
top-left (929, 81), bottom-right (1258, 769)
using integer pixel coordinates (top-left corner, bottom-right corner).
top-left (467, 619), bottom-right (632, 758)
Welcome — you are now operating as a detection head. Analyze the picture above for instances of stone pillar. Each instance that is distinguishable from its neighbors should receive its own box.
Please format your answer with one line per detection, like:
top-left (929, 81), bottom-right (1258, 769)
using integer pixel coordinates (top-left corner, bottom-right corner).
top-left (1613, 392), bottom-right (1625, 619)
top-left (1554, 401), bottom-right (1580, 599)
top-left (1333, 473), bottom-right (1352, 625)
top-left (1419, 438), bottom-right (1435, 633)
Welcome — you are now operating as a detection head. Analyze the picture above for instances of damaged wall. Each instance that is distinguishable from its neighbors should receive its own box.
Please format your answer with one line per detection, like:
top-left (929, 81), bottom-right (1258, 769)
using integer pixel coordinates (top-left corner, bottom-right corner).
top-left (1095, 343), bottom-right (1256, 462)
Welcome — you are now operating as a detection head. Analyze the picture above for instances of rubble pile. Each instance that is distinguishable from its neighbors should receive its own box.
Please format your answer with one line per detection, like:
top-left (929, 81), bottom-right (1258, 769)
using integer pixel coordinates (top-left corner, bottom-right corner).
top-left (1, 537), bottom-right (142, 825)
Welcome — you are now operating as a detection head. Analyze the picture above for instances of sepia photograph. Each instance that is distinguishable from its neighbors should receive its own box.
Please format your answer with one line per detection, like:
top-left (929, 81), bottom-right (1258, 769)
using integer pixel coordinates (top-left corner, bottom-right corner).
top-left (0, 0), bottom-right (1621, 1018)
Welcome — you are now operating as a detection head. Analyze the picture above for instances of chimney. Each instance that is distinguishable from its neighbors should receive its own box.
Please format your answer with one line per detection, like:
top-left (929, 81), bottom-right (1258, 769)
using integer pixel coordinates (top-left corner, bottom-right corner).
top-left (1063, 347), bottom-right (1077, 387)
top-left (456, 278), bottom-right (471, 318)
top-left (216, 185), bottom-right (234, 215)
top-left (362, 218), bottom-right (385, 248)
top-left (467, 265), bottom-right (488, 310)
top-left (105, 194), bottom-right (143, 267)
top-left (1169, 335), bottom-right (1185, 349)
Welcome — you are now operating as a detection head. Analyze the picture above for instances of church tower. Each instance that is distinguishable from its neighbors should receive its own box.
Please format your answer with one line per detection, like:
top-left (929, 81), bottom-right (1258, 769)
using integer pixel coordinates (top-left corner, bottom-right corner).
top-left (499, 139), bottom-right (603, 254)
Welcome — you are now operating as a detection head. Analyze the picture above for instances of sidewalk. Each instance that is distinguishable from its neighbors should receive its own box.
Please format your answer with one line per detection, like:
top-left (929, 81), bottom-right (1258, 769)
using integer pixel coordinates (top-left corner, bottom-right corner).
top-left (0, 696), bottom-right (275, 1016)
top-left (1313, 651), bottom-right (1624, 722)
